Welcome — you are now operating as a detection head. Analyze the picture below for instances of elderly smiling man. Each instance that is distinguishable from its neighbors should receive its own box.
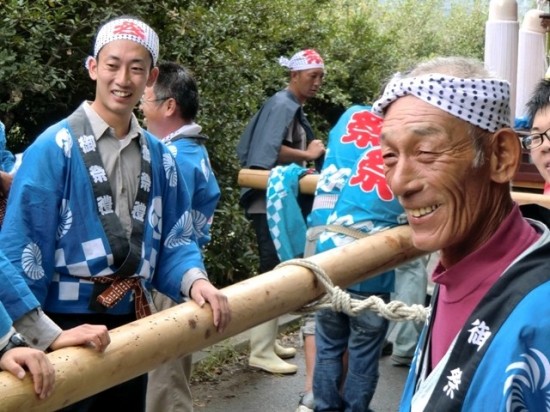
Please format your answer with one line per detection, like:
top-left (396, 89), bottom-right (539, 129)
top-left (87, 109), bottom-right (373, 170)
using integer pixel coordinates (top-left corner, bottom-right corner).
top-left (373, 56), bottom-right (550, 411)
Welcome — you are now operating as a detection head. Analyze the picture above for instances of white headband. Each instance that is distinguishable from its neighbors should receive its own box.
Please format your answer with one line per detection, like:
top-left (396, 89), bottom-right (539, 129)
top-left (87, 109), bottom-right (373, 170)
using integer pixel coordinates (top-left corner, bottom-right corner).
top-left (372, 74), bottom-right (511, 133)
top-left (89, 18), bottom-right (159, 67)
top-left (278, 49), bottom-right (324, 71)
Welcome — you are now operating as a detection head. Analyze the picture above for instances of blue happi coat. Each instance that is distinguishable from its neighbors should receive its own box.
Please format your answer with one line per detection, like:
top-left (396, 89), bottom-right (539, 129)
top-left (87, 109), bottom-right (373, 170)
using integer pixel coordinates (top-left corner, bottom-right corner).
top-left (309, 105), bottom-right (406, 293)
top-left (401, 216), bottom-right (550, 411)
top-left (0, 300), bottom-right (14, 345)
top-left (0, 110), bottom-right (205, 318)
top-left (164, 134), bottom-right (220, 248)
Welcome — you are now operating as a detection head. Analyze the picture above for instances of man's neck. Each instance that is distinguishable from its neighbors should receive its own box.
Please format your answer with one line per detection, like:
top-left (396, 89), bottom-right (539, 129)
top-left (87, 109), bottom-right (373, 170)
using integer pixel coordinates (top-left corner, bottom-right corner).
top-left (151, 119), bottom-right (193, 140)
top-left (286, 86), bottom-right (306, 105)
top-left (90, 101), bottom-right (132, 139)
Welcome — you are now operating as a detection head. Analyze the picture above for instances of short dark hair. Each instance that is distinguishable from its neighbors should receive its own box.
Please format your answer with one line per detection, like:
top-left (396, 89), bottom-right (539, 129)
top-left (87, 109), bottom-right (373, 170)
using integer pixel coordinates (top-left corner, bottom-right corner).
top-left (526, 79), bottom-right (550, 127)
top-left (154, 62), bottom-right (199, 121)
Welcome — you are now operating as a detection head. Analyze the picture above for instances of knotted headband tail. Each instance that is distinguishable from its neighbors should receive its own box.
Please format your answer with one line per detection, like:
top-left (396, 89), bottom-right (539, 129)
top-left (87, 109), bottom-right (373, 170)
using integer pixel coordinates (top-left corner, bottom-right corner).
top-left (373, 74), bottom-right (511, 133)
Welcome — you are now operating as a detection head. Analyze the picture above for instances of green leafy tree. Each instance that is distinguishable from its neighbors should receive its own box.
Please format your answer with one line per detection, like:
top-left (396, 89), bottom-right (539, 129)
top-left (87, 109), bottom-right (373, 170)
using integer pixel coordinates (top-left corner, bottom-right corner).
top-left (1, 0), bottom-right (492, 286)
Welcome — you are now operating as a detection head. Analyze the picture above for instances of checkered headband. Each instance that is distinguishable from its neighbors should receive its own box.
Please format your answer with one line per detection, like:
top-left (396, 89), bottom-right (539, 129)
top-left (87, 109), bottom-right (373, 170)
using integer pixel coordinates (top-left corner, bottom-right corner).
top-left (372, 74), bottom-right (511, 133)
top-left (278, 49), bottom-right (324, 71)
top-left (92, 18), bottom-right (159, 65)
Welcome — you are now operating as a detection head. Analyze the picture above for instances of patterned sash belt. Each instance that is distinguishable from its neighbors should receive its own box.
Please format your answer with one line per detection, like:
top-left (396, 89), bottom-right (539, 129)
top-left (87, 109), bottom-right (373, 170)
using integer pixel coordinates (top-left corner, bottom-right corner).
top-left (92, 276), bottom-right (152, 319)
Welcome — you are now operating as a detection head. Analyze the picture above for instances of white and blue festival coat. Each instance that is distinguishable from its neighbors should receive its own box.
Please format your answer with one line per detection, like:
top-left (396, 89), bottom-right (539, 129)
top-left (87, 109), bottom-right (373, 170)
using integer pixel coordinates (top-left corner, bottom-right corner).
top-left (163, 124), bottom-right (220, 249)
top-left (308, 105), bottom-right (406, 292)
top-left (0, 300), bottom-right (15, 352)
top-left (0, 105), bottom-right (205, 319)
top-left (401, 205), bottom-right (550, 411)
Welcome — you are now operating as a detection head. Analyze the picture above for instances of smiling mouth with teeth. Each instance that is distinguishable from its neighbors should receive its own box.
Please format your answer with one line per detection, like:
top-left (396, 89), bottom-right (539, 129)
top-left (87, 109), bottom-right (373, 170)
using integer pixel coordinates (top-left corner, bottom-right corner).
top-left (410, 204), bottom-right (439, 218)
top-left (113, 90), bottom-right (131, 98)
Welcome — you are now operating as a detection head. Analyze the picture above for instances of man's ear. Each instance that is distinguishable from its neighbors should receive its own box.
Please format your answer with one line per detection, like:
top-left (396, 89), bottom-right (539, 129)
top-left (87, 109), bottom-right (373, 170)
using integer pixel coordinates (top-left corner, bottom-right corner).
top-left (146, 67), bottom-right (159, 87)
top-left (87, 57), bottom-right (98, 81)
top-left (489, 128), bottom-right (521, 184)
top-left (165, 98), bottom-right (178, 117)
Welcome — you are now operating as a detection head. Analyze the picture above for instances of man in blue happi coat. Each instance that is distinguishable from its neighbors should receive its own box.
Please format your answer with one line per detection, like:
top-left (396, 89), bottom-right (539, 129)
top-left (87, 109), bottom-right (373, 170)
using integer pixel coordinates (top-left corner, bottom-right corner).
top-left (0, 16), bottom-right (229, 411)
top-left (373, 56), bottom-right (550, 411)
top-left (308, 106), bottom-right (406, 412)
top-left (140, 61), bottom-right (222, 412)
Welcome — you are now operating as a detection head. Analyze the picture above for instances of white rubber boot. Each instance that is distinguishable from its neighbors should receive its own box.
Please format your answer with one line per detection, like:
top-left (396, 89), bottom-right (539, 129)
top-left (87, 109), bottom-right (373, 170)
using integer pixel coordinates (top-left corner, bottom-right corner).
top-left (274, 339), bottom-right (297, 359)
top-left (248, 319), bottom-right (298, 374)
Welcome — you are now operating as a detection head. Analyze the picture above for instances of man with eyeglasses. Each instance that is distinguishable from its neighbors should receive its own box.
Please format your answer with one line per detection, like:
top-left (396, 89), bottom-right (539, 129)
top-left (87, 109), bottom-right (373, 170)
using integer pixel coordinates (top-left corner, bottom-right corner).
top-left (524, 77), bottom-right (550, 195)
top-left (140, 61), bottom-right (229, 412)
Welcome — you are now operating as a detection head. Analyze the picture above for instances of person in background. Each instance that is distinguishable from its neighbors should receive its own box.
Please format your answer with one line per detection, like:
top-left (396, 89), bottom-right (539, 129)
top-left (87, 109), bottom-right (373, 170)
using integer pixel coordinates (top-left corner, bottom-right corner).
top-left (0, 121), bottom-right (16, 225)
top-left (0, 16), bottom-right (229, 411)
top-left (140, 61), bottom-right (226, 412)
top-left (373, 55), bottom-right (550, 411)
top-left (389, 258), bottom-right (428, 367)
top-left (236, 49), bottom-right (326, 375)
top-left (524, 75), bottom-right (550, 195)
top-left (309, 106), bottom-right (405, 412)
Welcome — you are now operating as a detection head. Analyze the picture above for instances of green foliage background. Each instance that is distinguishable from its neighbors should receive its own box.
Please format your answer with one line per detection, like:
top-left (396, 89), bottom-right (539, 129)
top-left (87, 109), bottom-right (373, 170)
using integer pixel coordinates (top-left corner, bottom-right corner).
top-left (0, 0), bottom-right (489, 286)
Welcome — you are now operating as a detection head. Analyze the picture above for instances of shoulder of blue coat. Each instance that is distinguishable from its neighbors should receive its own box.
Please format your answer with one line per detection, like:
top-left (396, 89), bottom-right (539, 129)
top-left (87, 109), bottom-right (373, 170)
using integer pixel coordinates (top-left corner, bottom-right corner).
top-left (143, 130), bottom-right (171, 155)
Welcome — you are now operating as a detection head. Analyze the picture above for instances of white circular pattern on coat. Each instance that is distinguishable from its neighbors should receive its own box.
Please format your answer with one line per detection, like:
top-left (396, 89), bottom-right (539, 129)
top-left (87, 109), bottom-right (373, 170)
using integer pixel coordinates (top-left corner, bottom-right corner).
top-left (191, 210), bottom-right (208, 237)
top-left (57, 199), bottom-right (73, 240)
top-left (504, 348), bottom-right (550, 411)
top-left (164, 211), bottom-right (193, 248)
top-left (148, 196), bottom-right (163, 240)
top-left (163, 153), bottom-right (178, 187)
top-left (55, 128), bottom-right (73, 158)
top-left (22, 242), bottom-right (45, 280)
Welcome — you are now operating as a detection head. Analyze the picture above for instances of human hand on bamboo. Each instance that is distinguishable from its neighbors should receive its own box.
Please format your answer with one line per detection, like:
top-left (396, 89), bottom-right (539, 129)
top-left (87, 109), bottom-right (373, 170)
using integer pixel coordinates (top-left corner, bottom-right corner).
top-left (0, 347), bottom-right (55, 399)
top-left (189, 279), bottom-right (231, 333)
top-left (49, 324), bottom-right (110, 352)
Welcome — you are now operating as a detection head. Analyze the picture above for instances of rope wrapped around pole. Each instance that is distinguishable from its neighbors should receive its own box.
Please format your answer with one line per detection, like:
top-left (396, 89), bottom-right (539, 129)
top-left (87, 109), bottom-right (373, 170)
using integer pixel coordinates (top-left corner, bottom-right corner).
top-left (280, 258), bottom-right (429, 323)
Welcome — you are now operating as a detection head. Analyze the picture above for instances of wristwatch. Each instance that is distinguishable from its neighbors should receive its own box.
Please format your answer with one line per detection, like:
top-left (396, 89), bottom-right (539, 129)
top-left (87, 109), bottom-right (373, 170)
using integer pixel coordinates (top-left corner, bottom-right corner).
top-left (0, 333), bottom-right (29, 358)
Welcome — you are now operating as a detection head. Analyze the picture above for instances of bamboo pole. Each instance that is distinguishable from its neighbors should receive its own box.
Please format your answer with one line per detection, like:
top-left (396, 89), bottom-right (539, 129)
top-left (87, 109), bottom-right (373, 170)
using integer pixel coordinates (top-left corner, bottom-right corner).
top-left (3, 169), bottom-right (548, 409)
top-left (237, 169), bottom-right (550, 208)
top-left (0, 225), bottom-right (422, 411)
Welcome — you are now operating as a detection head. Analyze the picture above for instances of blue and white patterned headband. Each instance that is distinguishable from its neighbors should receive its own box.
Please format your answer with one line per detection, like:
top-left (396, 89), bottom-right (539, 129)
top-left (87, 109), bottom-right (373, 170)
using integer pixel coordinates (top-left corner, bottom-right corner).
top-left (372, 74), bottom-right (511, 133)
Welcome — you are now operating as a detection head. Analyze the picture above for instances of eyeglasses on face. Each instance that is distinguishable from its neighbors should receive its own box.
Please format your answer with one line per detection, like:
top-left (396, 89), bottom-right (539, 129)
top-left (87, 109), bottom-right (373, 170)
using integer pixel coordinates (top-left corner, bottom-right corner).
top-left (521, 127), bottom-right (550, 150)
top-left (139, 96), bottom-right (170, 105)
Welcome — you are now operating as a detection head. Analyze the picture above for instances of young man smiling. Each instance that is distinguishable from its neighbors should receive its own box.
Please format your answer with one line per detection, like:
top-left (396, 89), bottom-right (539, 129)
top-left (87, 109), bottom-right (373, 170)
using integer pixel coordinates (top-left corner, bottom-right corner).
top-left (0, 16), bottom-right (229, 411)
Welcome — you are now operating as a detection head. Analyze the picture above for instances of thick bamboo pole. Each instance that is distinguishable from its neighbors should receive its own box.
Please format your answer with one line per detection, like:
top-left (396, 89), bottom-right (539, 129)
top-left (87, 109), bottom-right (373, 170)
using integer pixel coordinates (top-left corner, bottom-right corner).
top-left (237, 168), bottom-right (550, 208)
top-left (0, 225), bottom-right (422, 411)
top-left (4, 169), bottom-right (548, 409)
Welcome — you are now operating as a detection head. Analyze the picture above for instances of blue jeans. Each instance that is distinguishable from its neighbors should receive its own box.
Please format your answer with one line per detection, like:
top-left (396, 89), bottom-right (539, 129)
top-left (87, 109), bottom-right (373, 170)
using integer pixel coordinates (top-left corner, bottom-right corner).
top-left (313, 293), bottom-right (389, 412)
top-left (391, 257), bottom-right (428, 357)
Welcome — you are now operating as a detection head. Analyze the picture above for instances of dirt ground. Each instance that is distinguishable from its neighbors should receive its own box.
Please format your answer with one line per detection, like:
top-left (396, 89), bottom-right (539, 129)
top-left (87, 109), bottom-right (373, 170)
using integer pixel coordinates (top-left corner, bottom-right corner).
top-left (190, 331), bottom-right (301, 410)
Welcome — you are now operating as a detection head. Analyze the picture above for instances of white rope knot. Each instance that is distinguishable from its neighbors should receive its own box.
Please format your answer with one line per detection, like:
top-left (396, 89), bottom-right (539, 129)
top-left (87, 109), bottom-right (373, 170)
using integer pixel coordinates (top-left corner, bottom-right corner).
top-left (277, 258), bottom-right (429, 323)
